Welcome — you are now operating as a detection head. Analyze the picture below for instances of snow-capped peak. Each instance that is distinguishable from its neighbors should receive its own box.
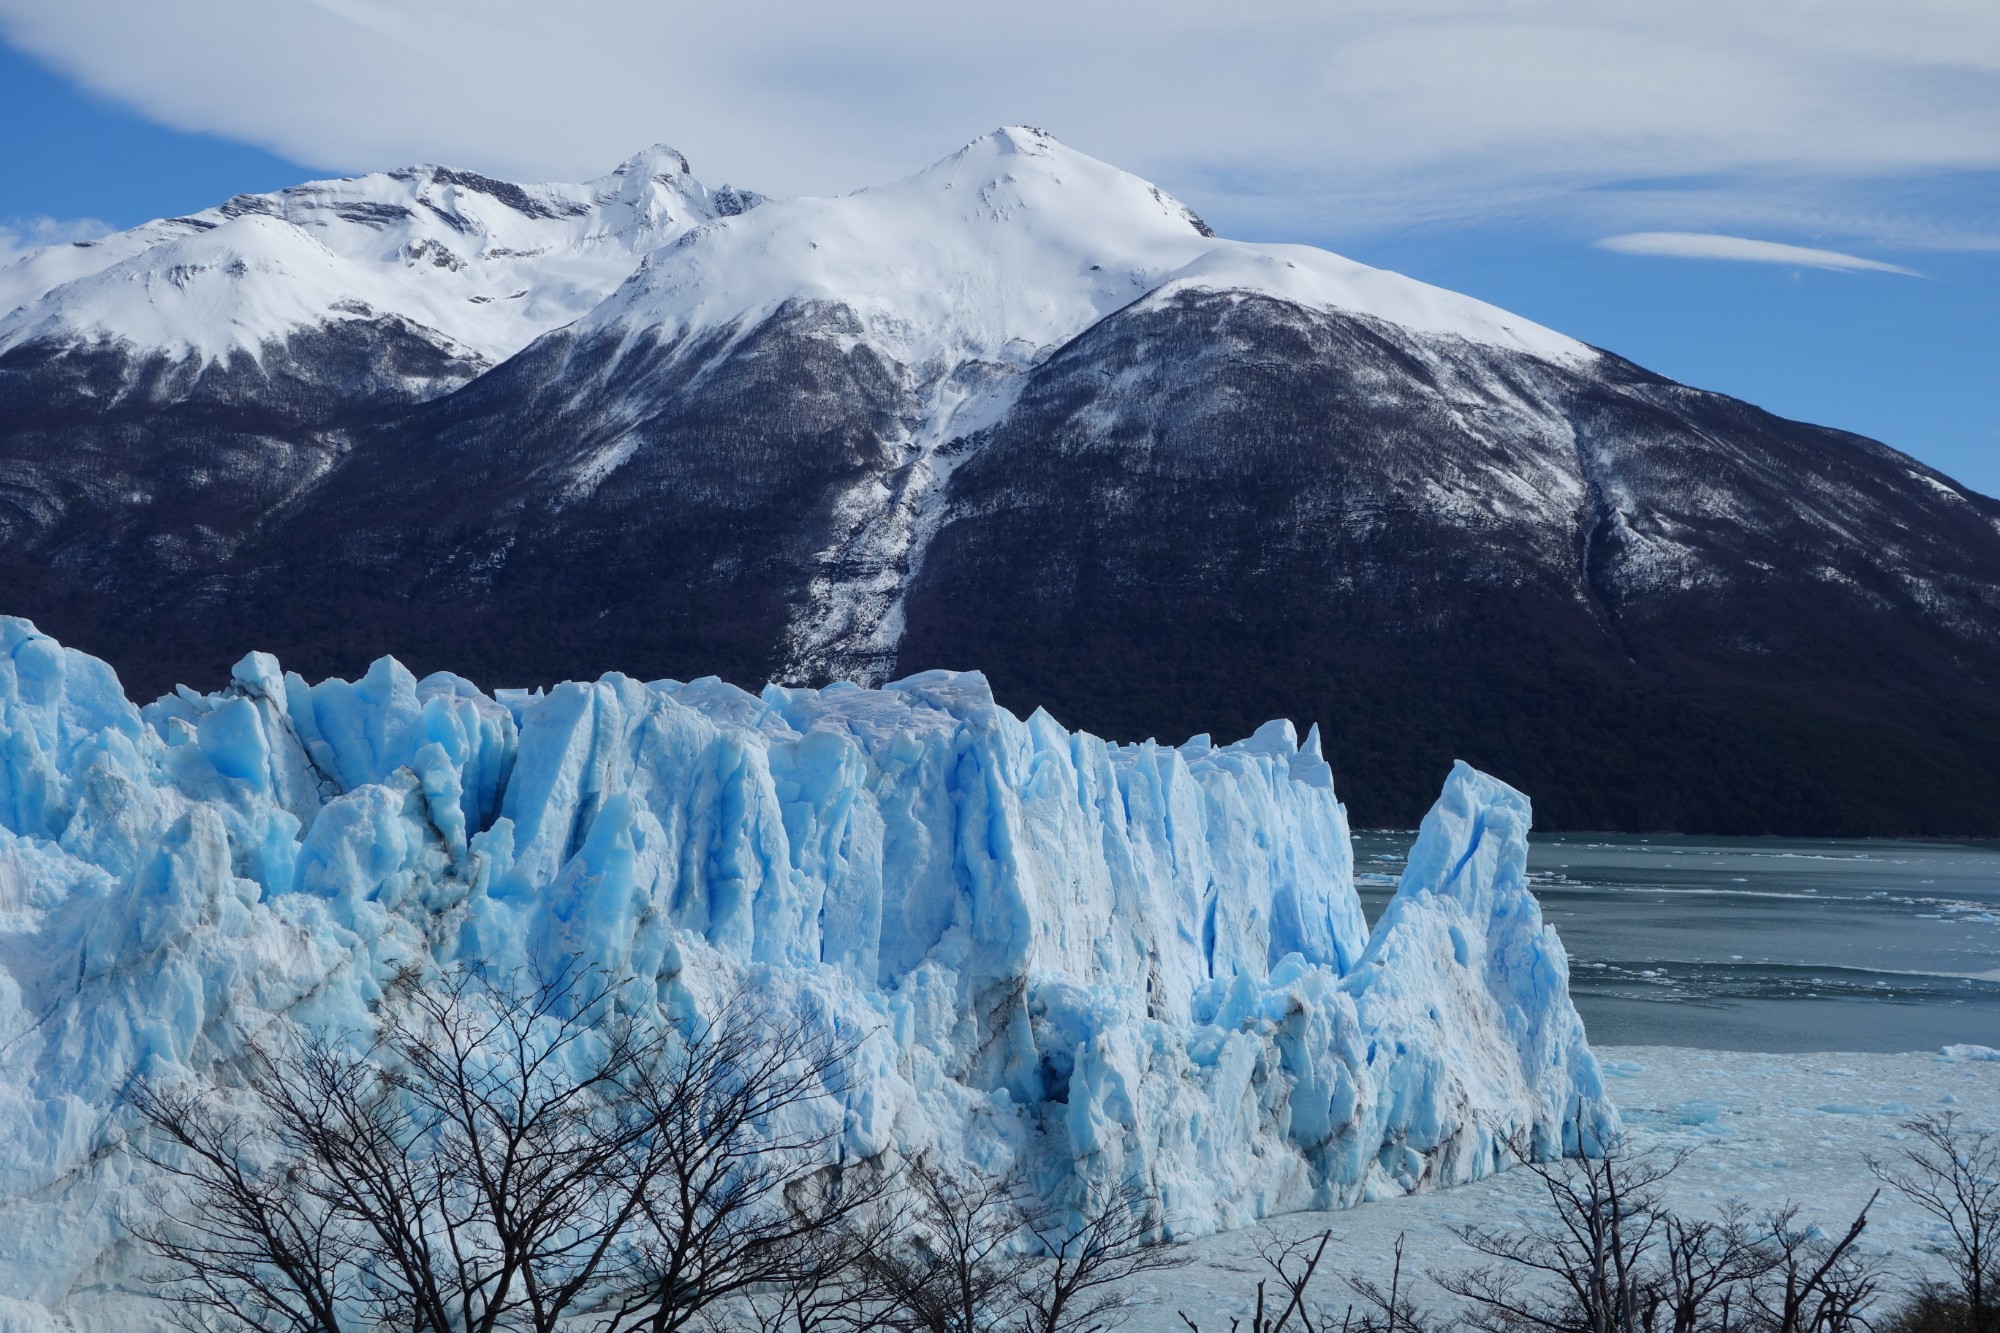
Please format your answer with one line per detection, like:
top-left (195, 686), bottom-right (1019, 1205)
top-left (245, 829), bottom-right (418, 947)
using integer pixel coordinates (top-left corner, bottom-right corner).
top-left (584, 126), bottom-right (1590, 372)
top-left (0, 128), bottom-right (1587, 385)
top-left (608, 142), bottom-right (695, 180)
top-left (0, 148), bottom-right (735, 369)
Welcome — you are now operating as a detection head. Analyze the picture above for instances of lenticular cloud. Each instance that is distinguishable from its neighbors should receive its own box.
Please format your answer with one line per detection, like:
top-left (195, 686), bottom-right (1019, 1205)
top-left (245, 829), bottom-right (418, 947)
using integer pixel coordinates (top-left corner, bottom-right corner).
top-left (1594, 231), bottom-right (1921, 276)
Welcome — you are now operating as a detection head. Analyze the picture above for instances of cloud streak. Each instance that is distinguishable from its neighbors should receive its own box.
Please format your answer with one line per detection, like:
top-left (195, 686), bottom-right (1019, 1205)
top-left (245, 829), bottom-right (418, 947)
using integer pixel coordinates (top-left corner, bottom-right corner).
top-left (1, 1), bottom-right (1998, 245)
top-left (1595, 232), bottom-right (1924, 275)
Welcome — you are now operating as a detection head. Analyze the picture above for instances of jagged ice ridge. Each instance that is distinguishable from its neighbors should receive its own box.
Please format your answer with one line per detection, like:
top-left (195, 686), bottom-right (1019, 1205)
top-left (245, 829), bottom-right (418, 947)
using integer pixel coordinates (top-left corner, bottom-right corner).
top-left (0, 619), bottom-right (1615, 1330)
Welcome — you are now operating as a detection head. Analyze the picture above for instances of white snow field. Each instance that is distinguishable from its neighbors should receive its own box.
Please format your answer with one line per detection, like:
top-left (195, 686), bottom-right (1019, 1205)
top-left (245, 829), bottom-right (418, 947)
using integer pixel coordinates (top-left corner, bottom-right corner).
top-left (0, 618), bottom-right (1610, 1330)
top-left (1137, 1046), bottom-right (2000, 1332)
top-left (583, 126), bottom-right (1589, 380)
top-left (0, 144), bottom-right (733, 370)
top-left (0, 127), bottom-right (1588, 379)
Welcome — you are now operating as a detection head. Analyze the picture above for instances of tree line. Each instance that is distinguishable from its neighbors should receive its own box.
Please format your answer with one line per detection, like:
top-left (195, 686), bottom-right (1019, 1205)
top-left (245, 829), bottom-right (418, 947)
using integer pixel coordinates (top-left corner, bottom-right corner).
top-left (125, 965), bottom-right (2000, 1333)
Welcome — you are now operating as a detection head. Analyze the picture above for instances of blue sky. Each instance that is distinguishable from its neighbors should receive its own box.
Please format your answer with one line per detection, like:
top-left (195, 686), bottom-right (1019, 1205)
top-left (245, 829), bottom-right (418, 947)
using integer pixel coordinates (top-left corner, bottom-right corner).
top-left (3, 3), bottom-right (1997, 492)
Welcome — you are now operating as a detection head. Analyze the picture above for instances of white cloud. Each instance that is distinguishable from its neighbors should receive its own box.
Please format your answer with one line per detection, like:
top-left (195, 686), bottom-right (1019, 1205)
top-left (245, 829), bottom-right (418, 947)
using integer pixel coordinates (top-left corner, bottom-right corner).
top-left (1, 1), bottom-right (1998, 244)
top-left (1595, 232), bottom-right (1924, 275)
top-left (0, 216), bottom-right (113, 268)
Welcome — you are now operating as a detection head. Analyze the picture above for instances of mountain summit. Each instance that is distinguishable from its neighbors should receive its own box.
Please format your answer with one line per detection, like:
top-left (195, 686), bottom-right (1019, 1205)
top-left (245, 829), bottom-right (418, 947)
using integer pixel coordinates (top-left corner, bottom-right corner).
top-left (3, 132), bottom-right (1998, 833)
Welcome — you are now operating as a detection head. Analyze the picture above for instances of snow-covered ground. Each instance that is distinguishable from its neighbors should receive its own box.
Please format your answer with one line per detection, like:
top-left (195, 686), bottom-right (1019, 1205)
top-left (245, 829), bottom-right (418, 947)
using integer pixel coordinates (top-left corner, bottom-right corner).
top-left (1130, 1044), bottom-right (2000, 1331)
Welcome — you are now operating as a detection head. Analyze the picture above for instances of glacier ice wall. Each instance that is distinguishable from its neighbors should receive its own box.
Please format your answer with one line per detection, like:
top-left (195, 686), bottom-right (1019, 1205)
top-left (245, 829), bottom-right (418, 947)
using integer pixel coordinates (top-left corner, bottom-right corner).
top-left (0, 618), bottom-right (1614, 1328)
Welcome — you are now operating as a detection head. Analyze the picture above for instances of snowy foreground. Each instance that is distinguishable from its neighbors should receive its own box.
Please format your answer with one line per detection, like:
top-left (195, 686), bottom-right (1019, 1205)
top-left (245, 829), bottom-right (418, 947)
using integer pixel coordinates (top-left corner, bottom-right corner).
top-left (0, 618), bottom-right (1612, 1328)
top-left (1144, 1046), bottom-right (2000, 1331)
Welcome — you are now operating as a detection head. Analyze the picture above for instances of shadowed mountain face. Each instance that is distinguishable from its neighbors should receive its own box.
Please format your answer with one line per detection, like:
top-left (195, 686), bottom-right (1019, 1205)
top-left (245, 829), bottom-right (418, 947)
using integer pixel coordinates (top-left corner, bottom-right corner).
top-left (6, 134), bottom-right (2000, 834)
top-left (898, 292), bottom-right (2000, 834)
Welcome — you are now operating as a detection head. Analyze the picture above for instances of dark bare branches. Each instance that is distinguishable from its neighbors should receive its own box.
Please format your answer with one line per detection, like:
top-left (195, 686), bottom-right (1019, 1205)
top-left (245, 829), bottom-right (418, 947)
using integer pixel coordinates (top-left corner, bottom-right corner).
top-left (1347, 1234), bottom-right (1444, 1333)
top-left (129, 1074), bottom-right (361, 1333)
top-left (1657, 1204), bottom-right (1771, 1333)
top-left (1015, 1176), bottom-right (1190, 1333)
top-left (1869, 1113), bottom-right (2000, 1333)
top-left (594, 987), bottom-right (873, 1333)
top-left (725, 1188), bottom-right (903, 1333)
top-left (867, 1159), bottom-right (1040, 1333)
top-left (1177, 1227), bottom-right (1339, 1333)
top-left (129, 965), bottom-right (868, 1333)
top-left (1430, 1132), bottom-right (1885, 1333)
top-left (1746, 1197), bottom-right (1881, 1333)
top-left (1435, 1143), bottom-right (1688, 1333)
top-left (1256, 1229), bottom-right (1338, 1333)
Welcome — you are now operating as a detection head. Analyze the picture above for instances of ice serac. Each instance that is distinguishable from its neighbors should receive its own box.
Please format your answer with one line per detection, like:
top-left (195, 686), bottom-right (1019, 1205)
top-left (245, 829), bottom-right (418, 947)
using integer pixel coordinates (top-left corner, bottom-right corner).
top-left (0, 620), bottom-right (1617, 1329)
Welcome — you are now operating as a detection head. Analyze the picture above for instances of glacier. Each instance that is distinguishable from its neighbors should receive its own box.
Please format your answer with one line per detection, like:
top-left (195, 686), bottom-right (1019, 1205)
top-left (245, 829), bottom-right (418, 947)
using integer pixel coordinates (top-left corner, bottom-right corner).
top-left (0, 617), bottom-right (1614, 1329)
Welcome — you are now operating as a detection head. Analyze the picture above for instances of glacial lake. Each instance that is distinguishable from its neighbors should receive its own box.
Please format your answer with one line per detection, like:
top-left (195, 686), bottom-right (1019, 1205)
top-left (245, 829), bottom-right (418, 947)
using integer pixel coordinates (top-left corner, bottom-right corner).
top-left (1352, 833), bottom-right (2000, 1052)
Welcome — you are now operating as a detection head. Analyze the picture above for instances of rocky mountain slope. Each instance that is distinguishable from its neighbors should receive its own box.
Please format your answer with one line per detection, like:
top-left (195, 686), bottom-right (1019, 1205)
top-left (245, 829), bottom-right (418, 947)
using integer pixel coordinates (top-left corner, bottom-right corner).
top-left (5, 128), bottom-right (1998, 833)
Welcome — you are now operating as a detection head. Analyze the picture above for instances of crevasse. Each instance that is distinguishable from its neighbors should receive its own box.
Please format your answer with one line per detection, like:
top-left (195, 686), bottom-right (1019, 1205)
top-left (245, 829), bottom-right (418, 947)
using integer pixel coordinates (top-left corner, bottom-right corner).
top-left (0, 617), bottom-right (1615, 1329)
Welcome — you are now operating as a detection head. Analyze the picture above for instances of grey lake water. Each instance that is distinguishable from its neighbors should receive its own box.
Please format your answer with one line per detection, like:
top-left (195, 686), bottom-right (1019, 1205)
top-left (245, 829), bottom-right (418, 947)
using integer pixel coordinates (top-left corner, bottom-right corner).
top-left (1352, 833), bottom-right (2000, 1052)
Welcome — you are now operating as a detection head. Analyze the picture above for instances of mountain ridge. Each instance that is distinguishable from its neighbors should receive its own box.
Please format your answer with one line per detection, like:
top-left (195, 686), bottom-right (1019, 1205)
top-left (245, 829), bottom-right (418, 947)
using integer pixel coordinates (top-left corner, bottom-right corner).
top-left (4, 129), bottom-right (1998, 834)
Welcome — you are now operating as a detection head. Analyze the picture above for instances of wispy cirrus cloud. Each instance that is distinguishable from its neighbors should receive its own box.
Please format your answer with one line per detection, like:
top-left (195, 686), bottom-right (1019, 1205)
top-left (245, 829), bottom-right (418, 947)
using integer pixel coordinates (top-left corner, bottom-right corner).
top-left (1595, 232), bottom-right (1924, 276)
top-left (1, 1), bottom-right (1998, 247)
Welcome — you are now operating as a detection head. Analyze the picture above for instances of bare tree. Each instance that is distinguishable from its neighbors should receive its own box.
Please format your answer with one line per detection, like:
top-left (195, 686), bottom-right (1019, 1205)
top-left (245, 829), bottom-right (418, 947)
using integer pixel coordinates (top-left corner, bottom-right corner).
top-left (134, 964), bottom-right (661, 1333)
top-left (130, 964), bottom-right (868, 1333)
top-left (1430, 1129), bottom-right (1884, 1333)
top-left (1015, 1177), bottom-right (1190, 1333)
top-left (1178, 1228), bottom-right (1337, 1333)
top-left (1434, 1144), bottom-right (1689, 1333)
top-left (1656, 1205), bottom-right (1772, 1333)
top-left (129, 1075), bottom-right (361, 1333)
top-left (867, 1158), bottom-right (1040, 1333)
top-left (1257, 1230), bottom-right (1340, 1333)
top-left (726, 1193), bottom-right (903, 1333)
top-left (1744, 1198), bottom-right (1881, 1333)
top-left (1869, 1114), bottom-right (2000, 1333)
top-left (595, 986), bottom-right (885, 1333)
top-left (1347, 1234), bottom-right (1444, 1333)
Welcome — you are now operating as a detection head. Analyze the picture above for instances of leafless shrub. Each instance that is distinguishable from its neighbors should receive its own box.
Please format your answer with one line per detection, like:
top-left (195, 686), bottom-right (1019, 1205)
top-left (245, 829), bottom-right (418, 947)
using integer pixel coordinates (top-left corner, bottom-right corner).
top-left (1178, 1228), bottom-right (1338, 1333)
top-left (1868, 1113), bottom-right (2000, 1333)
top-left (1346, 1234), bottom-right (1446, 1333)
top-left (868, 1160), bottom-right (1188, 1333)
top-left (130, 964), bottom-right (871, 1333)
top-left (1656, 1203), bottom-right (1771, 1333)
top-left (1433, 1135), bottom-right (1881, 1333)
top-left (1743, 1198), bottom-right (1880, 1333)
top-left (1015, 1176), bottom-right (1190, 1333)
top-left (868, 1158), bottom-right (1040, 1333)
top-left (595, 987), bottom-right (885, 1333)
top-left (1434, 1144), bottom-right (1689, 1333)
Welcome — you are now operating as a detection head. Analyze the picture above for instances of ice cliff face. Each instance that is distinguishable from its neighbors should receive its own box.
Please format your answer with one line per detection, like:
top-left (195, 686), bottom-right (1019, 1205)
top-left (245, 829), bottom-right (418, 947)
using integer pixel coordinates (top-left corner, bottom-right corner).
top-left (0, 619), bottom-right (1614, 1329)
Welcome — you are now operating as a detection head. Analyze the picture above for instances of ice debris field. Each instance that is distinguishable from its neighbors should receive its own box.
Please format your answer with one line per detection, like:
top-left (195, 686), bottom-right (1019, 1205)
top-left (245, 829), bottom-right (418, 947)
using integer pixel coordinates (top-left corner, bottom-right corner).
top-left (1143, 1046), bottom-right (2000, 1333)
top-left (0, 618), bottom-right (1612, 1327)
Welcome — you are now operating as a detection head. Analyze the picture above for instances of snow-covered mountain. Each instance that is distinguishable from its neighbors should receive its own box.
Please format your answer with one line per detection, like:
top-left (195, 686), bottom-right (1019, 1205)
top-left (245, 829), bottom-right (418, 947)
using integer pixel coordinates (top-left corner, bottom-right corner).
top-left (0, 617), bottom-right (1612, 1331)
top-left (550, 127), bottom-right (1587, 679)
top-left (4, 130), bottom-right (2000, 834)
top-left (0, 144), bottom-right (747, 373)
